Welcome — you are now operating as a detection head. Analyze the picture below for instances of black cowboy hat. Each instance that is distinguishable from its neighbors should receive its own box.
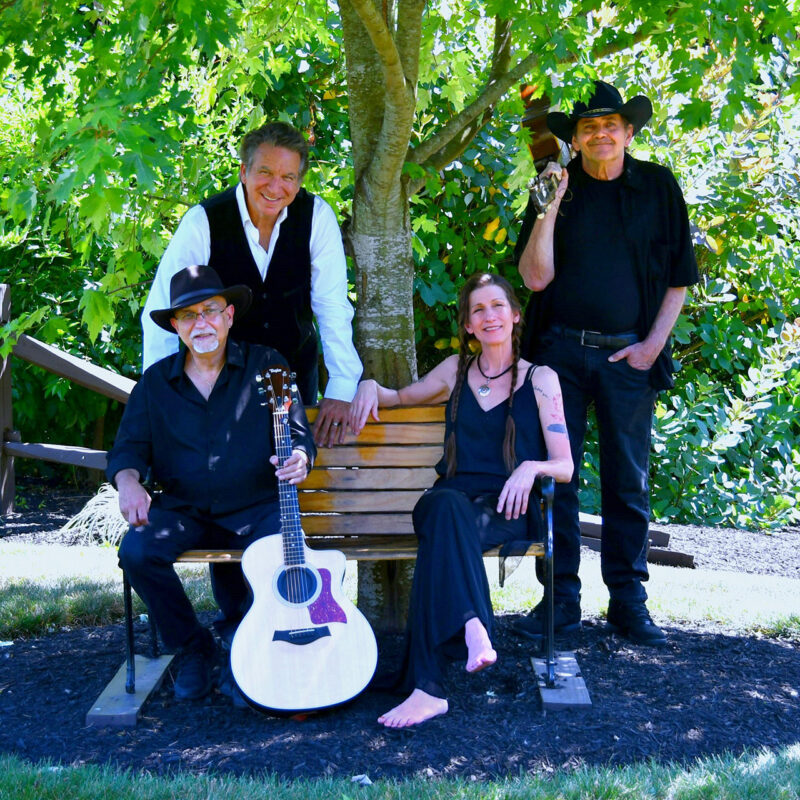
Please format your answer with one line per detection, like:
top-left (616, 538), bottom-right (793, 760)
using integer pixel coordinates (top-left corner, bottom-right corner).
top-left (546, 80), bottom-right (653, 143)
top-left (149, 265), bottom-right (253, 332)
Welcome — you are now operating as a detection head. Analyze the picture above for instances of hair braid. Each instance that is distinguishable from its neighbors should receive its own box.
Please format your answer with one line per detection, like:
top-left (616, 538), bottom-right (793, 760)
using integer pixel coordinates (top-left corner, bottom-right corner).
top-left (444, 347), bottom-right (471, 478)
top-left (502, 330), bottom-right (522, 474)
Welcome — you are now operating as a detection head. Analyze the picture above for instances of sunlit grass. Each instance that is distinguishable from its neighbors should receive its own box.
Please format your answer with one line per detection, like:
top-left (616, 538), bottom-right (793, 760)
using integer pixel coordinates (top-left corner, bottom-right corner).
top-left (2, 745), bottom-right (800, 798)
top-left (491, 553), bottom-right (800, 639)
top-left (2, 540), bottom-right (800, 640)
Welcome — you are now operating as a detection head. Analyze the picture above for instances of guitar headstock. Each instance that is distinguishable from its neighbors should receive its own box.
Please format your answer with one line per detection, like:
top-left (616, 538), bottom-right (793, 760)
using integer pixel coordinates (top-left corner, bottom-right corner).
top-left (256, 366), bottom-right (296, 412)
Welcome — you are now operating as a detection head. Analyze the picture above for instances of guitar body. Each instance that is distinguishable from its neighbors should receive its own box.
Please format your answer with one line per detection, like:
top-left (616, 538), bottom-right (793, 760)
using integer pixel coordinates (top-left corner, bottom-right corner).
top-left (230, 525), bottom-right (378, 713)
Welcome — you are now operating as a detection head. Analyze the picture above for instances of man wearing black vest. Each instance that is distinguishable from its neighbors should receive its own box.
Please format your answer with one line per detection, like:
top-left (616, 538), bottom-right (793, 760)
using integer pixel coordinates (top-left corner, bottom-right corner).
top-left (142, 122), bottom-right (362, 447)
top-left (514, 81), bottom-right (698, 646)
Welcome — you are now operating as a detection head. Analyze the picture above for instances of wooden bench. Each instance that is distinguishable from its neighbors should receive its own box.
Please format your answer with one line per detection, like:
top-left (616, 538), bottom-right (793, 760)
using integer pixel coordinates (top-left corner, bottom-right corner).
top-left (94, 405), bottom-right (560, 726)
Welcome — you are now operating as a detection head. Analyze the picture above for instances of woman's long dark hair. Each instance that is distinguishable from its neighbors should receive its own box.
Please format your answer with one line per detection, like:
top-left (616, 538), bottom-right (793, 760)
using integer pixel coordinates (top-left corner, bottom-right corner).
top-left (444, 273), bottom-right (524, 478)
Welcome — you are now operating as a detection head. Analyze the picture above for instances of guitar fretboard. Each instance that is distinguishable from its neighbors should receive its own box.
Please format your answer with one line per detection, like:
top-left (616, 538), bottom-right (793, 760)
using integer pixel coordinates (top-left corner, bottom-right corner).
top-left (273, 405), bottom-right (306, 567)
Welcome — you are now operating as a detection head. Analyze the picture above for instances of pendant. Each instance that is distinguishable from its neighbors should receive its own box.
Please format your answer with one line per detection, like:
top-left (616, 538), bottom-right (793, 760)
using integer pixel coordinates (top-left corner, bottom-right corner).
top-left (478, 383), bottom-right (491, 397)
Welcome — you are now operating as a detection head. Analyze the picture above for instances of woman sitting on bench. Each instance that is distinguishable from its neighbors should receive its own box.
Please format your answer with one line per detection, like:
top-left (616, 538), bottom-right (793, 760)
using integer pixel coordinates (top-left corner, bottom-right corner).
top-left (349, 272), bottom-right (573, 728)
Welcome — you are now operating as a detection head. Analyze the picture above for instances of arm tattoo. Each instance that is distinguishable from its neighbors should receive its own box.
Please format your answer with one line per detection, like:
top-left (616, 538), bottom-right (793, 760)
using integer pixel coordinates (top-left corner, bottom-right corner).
top-left (533, 384), bottom-right (551, 400)
top-left (547, 423), bottom-right (567, 434)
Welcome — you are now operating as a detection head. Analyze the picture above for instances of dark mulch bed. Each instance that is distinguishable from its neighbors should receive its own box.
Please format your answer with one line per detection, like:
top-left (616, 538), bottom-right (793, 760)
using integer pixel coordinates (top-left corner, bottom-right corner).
top-left (1, 479), bottom-right (799, 780)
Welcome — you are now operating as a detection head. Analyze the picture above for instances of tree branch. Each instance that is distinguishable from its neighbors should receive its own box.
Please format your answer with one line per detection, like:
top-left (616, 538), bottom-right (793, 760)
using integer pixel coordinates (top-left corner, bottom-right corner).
top-left (408, 24), bottom-right (652, 183)
top-left (395, 0), bottom-right (425, 89)
top-left (347, 0), bottom-right (417, 201)
top-left (406, 16), bottom-right (512, 194)
top-left (348, 0), bottom-right (410, 110)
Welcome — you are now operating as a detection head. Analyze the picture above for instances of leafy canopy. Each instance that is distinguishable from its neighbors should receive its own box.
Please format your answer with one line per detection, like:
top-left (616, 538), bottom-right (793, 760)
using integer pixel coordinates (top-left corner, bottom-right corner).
top-left (1, 0), bottom-right (799, 524)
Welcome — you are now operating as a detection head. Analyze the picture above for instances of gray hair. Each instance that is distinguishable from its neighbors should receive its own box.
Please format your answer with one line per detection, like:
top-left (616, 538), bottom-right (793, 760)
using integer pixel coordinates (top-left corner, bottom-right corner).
top-left (239, 122), bottom-right (309, 178)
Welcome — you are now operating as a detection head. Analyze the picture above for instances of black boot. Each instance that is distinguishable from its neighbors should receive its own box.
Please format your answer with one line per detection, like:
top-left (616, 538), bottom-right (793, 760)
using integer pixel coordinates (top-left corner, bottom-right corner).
top-left (607, 599), bottom-right (667, 646)
top-left (174, 629), bottom-right (217, 700)
top-left (513, 598), bottom-right (581, 640)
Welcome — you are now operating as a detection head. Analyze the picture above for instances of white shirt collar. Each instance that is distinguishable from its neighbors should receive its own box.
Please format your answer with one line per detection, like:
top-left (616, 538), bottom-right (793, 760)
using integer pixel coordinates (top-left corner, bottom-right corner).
top-left (235, 182), bottom-right (289, 237)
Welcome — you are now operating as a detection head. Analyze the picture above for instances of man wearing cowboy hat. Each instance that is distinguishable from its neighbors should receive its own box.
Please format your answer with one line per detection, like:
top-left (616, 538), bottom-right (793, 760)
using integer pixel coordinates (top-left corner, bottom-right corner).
top-left (141, 121), bottom-right (362, 448)
top-left (108, 265), bottom-right (316, 702)
top-left (514, 80), bottom-right (698, 646)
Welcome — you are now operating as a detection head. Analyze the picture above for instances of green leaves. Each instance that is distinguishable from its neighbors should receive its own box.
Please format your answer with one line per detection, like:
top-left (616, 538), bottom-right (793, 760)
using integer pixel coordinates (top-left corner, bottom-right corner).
top-left (1, 0), bottom-right (799, 520)
top-left (78, 290), bottom-right (114, 343)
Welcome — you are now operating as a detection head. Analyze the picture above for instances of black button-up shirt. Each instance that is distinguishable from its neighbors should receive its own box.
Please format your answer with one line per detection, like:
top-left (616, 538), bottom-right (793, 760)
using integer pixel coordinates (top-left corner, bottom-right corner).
top-left (106, 340), bottom-right (316, 535)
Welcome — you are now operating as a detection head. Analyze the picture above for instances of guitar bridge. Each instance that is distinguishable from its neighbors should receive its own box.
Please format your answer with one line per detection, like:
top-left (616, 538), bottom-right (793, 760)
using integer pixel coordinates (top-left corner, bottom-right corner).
top-left (272, 626), bottom-right (331, 646)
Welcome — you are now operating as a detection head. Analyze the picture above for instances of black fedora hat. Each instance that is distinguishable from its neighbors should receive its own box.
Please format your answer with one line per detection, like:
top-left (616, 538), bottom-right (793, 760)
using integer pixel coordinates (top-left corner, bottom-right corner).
top-left (149, 265), bottom-right (253, 332)
top-left (546, 80), bottom-right (653, 142)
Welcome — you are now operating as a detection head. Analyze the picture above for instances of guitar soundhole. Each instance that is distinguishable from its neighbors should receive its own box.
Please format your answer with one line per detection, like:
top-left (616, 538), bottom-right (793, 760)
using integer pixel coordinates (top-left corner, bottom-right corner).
top-left (276, 566), bottom-right (320, 605)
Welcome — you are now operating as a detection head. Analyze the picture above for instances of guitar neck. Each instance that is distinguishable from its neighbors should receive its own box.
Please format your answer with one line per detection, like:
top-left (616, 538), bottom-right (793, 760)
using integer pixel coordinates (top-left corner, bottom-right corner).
top-left (273, 406), bottom-right (305, 566)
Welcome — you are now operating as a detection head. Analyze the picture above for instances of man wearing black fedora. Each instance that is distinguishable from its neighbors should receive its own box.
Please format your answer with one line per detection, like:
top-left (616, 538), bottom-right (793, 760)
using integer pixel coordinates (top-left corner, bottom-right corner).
top-left (514, 80), bottom-right (698, 645)
top-left (108, 265), bottom-right (316, 702)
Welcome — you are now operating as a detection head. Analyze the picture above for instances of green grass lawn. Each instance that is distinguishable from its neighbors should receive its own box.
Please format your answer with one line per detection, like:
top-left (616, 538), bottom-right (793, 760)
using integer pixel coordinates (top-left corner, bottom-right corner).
top-left (1, 540), bottom-right (799, 798)
top-left (2, 747), bottom-right (800, 799)
top-left (3, 540), bottom-right (798, 640)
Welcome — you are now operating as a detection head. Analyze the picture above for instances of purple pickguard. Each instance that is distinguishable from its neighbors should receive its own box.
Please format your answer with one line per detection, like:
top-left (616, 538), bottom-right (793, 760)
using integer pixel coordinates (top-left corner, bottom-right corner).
top-left (308, 568), bottom-right (347, 624)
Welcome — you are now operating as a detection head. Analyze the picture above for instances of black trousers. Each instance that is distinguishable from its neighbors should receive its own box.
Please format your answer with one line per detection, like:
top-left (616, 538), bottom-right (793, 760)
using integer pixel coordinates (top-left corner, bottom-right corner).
top-left (534, 330), bottom-right (657, 604)
top-left (401, 478), bottom-right (534, 699)
top-left (118, 504), bottom-right (280, 652)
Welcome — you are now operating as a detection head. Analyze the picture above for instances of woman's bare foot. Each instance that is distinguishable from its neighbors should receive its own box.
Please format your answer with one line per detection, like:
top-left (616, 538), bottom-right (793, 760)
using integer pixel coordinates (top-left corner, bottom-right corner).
top-left (464, 617), bottom-right (497, 673)
top-left (378, 689), bottom-right (448, 728)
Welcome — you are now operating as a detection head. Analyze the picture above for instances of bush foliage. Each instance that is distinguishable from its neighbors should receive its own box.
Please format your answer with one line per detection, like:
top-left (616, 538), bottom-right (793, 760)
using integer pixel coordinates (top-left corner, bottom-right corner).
top-left (1, 1), bottom-right (798, 526)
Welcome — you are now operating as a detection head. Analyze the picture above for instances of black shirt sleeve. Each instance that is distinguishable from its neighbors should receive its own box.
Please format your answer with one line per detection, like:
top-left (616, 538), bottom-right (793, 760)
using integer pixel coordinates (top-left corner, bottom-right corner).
top-left (665, 169), bottom-right (699, 288)
top-left (105, 377), bottom-right (153, 487)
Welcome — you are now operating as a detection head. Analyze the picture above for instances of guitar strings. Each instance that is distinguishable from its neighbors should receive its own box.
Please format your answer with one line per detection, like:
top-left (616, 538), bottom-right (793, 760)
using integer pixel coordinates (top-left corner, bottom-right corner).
top-left (272, 373), bottom-right (306, 621)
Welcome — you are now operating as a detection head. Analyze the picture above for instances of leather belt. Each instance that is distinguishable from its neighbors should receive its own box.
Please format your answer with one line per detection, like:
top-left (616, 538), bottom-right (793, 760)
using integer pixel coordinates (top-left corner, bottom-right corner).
top-left (550, 325), bottom-right (638, 350)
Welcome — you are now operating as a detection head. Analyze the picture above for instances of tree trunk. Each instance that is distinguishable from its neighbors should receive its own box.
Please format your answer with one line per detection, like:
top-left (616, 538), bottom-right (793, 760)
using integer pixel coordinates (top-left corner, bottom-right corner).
top-left (349, 194), bottom-right (416, 386)
top-left (348, 186), bottom-right (417, 632)
top-left (340, 0), bottom-right (420, 631)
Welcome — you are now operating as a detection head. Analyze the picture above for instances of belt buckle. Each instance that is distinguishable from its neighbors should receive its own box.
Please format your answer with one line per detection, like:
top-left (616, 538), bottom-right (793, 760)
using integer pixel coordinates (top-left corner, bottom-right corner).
top-left (581, 329), bottom-right (601, 348)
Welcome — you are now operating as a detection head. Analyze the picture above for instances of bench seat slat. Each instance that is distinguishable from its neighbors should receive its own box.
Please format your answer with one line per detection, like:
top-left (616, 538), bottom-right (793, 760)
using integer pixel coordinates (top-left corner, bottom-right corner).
top-left (175, 539), bottom-right (544, 564)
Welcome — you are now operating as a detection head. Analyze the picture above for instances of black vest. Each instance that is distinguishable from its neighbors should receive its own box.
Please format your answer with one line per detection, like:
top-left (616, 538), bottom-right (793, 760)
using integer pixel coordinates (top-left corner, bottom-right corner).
top-left (201, 186), bottom-right (317, 380)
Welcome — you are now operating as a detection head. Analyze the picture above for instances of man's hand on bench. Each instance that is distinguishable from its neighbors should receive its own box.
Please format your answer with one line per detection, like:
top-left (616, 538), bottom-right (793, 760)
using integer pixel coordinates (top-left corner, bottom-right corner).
top-left (314, 398), bottom-right (351, 448)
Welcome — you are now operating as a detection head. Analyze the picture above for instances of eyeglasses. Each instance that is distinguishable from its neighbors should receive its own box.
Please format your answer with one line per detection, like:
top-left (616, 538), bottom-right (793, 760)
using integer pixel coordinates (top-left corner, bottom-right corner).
top-left (173, 305), bottom-right (227, 324)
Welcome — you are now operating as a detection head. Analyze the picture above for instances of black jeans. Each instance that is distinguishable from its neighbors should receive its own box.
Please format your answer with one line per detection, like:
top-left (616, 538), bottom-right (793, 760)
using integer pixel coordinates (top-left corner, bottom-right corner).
top-left (118, 504), bottom-right (280, 652)
top-left (535, 329), bottom-right (657, 604)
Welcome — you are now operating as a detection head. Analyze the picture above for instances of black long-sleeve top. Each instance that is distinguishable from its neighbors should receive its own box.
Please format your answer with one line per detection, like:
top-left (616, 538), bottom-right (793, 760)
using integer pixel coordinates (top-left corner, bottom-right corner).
top-left (106, 340), bottom-right (316, 536)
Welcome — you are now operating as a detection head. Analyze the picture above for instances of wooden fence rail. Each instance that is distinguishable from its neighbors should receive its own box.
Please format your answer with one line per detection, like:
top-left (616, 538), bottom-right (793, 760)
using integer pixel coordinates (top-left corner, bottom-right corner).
top-left (0, 284), bottom-right (134, 513)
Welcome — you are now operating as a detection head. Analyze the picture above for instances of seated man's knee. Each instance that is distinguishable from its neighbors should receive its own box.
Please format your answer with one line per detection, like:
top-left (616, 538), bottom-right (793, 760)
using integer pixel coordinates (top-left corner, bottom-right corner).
top-left (118, 528), bottom-right (148, 573)
top-left (118, 525), bottom-right (173, 573)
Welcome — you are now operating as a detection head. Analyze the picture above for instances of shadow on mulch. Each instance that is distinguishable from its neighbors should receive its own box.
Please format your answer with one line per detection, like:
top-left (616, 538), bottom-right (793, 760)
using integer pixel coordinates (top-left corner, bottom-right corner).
top-left (2, 613), bottom-right (798, 779)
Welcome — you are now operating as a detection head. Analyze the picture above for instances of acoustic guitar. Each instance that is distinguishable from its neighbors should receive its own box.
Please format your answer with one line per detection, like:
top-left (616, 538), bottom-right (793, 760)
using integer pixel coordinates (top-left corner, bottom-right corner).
top-left (230, 367), bottom-right (378, 713)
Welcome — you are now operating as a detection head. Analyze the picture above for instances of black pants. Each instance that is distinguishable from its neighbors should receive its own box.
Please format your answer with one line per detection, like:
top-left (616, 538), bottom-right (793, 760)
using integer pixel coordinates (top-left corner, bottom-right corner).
top-left (535, 329), bottom-right (657, 604)
top-left (118, 505), bottom-right (280, 652)
top-left (402, 478), bottom-right (534, 699)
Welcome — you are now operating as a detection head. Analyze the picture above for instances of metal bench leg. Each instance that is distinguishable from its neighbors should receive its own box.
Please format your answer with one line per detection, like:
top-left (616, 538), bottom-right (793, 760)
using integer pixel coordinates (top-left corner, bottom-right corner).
top-left (123, 571), bottom-right (136, 694)
top-left (540, 476), bottom-right (556, 688)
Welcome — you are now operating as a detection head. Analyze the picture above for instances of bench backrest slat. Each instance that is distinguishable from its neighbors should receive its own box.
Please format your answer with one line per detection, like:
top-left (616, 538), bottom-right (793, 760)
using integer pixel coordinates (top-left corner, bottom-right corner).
top-left (314, 445), bottom-right (442, 467)
top-left (297, 406), bottom-right (444, 544)
top-left (300, 514), bottom-right (415, 536)
top-left (300, 490), bottom-right (425, 513)
top-left (303, 467), bottom-right (437, 491)
top-left (325, 423), bottom-right (444, 446)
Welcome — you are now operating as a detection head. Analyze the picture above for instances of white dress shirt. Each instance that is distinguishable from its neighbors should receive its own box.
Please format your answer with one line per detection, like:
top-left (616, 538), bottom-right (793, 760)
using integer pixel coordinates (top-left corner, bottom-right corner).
top-left (141, 184), bottom-right (362, 401)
